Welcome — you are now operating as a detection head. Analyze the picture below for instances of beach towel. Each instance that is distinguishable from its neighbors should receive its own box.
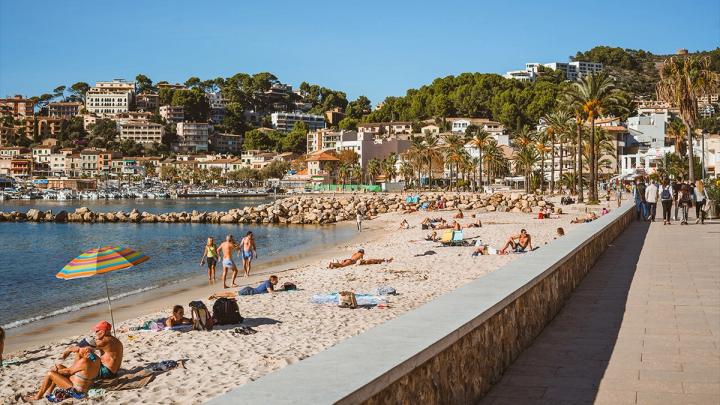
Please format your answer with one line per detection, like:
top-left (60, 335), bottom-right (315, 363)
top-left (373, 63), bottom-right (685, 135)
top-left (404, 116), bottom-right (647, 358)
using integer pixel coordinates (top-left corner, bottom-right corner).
top-left (95, 369), bottom-right (156, 391)
top-left (311, 293), bottom-right (387, 306)
top-left (46, 388), bottom-right (85, 403)
top-left (376, 286), bottom-right (397, 295)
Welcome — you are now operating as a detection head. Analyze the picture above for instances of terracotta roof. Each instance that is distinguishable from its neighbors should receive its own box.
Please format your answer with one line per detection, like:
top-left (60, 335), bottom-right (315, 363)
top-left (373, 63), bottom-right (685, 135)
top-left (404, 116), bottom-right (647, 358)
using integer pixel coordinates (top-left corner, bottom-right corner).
top-left (594, 116), bottom-right (620, 124)
top-left (306, 151), bottom-right (340, 162)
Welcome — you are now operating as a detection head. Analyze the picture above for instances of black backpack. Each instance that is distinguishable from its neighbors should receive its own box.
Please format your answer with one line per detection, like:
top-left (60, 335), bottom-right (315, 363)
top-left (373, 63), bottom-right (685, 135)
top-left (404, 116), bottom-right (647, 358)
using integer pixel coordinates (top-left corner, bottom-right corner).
top-left (189, 300), bottom-right (213, 331)
top-left (212, 298), bottom-right (243, 325)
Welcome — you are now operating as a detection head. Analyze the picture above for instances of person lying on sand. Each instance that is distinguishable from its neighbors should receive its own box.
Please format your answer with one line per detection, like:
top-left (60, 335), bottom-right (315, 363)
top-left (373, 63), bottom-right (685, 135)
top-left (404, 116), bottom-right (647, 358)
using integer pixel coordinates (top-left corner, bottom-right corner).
top-left (210, 275), bottom-right (280, 298)
top-left (466, 219), bottom-right (482, 228)
top-left (434, 219), bottom-right (451, 229)
top-left (30, 347), bottom-right (101, 400)
top-left (425, 231), bottom-right (438, 241)
top-left (399, 219), bottom-right (410, 229)
top-left (452, 220), bottom-right (462, 231)
top-left (472, 245), bottom-right (499, 256)
top-left (328, 249), bottom-right (365, 268)
top-left (421, 217), bottom-right (434, 230)
top-left (166, 305), bottom-right (192, 328)
top-left (453, 209), bottom-right (464, 219)
top-left (499, 229), bottom-right (533, 254)
top-left (62, 321), bottom-right (123, 380)
top-left (358, 257), bottom-right (393, 265)
top-left (570, 212), bottom-right (598, 224)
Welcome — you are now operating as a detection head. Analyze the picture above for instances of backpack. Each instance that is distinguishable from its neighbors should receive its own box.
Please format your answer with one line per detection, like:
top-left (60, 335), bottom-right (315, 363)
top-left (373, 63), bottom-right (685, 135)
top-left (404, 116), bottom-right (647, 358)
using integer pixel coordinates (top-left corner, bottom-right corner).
top-left (282, 282), bottom-right (297, 291)
top-left (212, 298), bottom-right (243, 325)
top-left (660, 187), bottom-right (672, 201)
top-left (189, 301), bottom-right (213, 331)
top-left (636, 183), bottom-right (647, 201)
top-left (338, 291), bottom-right (358, 309)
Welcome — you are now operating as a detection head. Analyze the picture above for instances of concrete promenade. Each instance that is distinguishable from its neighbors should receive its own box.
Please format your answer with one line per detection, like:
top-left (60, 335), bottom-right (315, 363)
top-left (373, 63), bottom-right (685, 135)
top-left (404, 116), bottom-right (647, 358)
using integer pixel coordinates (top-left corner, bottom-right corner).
top-left (480, 220), bottom-right (720, 404)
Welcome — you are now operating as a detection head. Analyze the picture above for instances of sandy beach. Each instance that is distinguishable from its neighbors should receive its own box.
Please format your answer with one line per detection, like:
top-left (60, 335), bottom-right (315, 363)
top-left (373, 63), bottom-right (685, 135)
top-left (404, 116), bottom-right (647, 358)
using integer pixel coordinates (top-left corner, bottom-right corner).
top-left (1, 205), bottom-right (583, 404)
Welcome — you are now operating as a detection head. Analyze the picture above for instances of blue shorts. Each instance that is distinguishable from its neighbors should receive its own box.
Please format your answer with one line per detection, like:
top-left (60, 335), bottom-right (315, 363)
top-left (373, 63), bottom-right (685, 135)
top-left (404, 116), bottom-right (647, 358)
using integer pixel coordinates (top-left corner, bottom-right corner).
top-left (242, 250), bottom-right (253, 260)
top-left (99, 364), bottom-right (116, 379)
top-left (222, 259), bottom-right (235, 267)
top-left (514, 245), bottom-right (526, 253)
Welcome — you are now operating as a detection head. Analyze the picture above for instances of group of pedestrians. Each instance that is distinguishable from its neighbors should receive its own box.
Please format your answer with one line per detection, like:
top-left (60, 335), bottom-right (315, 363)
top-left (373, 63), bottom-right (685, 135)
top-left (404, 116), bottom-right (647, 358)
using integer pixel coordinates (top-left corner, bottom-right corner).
top-left (200, 232), bottom-right (257, 288)
top-left (632, 178), bottom-right (709, 225)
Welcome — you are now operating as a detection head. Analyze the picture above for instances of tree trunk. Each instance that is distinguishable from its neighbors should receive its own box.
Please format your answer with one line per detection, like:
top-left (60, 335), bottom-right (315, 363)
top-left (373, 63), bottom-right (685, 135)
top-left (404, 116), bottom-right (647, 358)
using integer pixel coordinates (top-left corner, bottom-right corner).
top-left (558, 143), bottom-right (564, 193)
top-left (540, 151), bottom-right (545, 194)
top-left (478, 149), bottom-right (483, 187)
top-left (685, 121), bottom-right (695, 183)
top-left (577, 121), bottom-right (584, 202)
top-left (427, 155), bottom-right (432, 190)
top-left (589, 118), bottom-right (597, 202)
top-left (550, 142), bottom-right (556, 193)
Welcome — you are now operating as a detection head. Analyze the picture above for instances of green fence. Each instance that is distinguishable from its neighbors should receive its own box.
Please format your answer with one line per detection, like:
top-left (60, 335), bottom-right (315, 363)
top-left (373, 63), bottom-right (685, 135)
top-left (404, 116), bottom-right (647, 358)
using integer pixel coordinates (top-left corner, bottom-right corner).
top-left (307, 184), bottom-right (382, 192)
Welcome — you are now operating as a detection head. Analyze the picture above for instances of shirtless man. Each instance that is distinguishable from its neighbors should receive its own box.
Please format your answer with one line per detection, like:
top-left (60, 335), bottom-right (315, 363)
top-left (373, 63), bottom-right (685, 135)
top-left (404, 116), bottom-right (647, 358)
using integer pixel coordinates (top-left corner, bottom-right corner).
top-left (218, 235), bottom-right (240, 288)
top-left (32, 347), bottom-right (101, 400)
top-left (499, 229), bottom-right (533, 254)
top-left (328, 249), bottom-right (365, 269)
top-left (61, 321), bottom-right (123, 380)
top-left (240, 231), bottom-right (257, 277)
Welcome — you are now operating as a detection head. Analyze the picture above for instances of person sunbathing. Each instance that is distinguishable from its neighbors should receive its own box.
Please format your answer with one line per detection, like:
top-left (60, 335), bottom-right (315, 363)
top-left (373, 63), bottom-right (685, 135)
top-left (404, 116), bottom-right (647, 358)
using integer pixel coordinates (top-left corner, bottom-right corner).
top-left (467, 219), bottom-right (482, 228)
top-left (61, 321), bottom-right (123, 380)
top-left (471, 245), bottom-right (498, 256)
top-left (421, 217), bottom-right (434, 230)
top-left (399, 219), bottom-right (410, 229)
top-left (571, 213), bottom-right (598, 223)
top-left (165, 305), bottom-right (192, 328)
top-left (499, 229), bottom-right (533, 254)
top-left (435, 220), bottom-right (452, 229)
top-left (32, 347), bottom-right (101, 400)
top-left (453, 209), bottom-right (464, 219)
top-left (358, 257), bottom-right (394, 265)
top-left (425, 231), bottom-right (438, 241)
top-left (211, 276), bottom-right (280, 298)
top-left (328, 249), bottom-right (365, 268)
top-left (452, 220), bottom-right (462, 231)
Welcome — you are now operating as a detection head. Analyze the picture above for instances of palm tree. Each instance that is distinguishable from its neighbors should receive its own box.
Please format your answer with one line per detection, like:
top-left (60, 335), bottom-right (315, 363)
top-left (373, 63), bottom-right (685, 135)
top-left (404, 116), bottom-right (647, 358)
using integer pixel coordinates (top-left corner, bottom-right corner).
top-left (666, 118), bottom-right (687, 156)
top-left (470, 156), bottom-right (481, 191)
top-left (542, 109), bottom-right (572, 194)
top-left (367, 158), bottom-right (381, 184)
top-left (407, 135), bottom-right (426, 187)
top-left (515, 146), bottom-right (539, 193)
top-left (467, 127), bottom-right (491, 187)
top-left (442, 133), bottom-right (465, 191)
top-left (566, 72), bottom-right (624, 202)
top-left (424, 133), bottom-right (442, 189)
top-left (483, 139), bottom-right (501, 185)
top-left (337, 164), bottom-right (349, 190)
top-left (535, 138), bottom-right (552, 194)
top-left (399, 161), bottom-right (414, 186)
top-left (382, 153), bottom-right (398, 182)
top-left (657, 56), bottom-right (719, 182)
top-left (350, 164), bottom-right (362, 187)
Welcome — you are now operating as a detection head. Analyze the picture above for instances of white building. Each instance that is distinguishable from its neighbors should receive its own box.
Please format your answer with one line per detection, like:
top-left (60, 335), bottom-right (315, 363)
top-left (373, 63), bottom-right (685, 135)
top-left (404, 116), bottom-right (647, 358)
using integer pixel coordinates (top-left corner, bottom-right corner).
top-left (31, 146), bottom-right (53, 164)
top-left (449, 118), bottom-right (509, 146)
top-left (271, 112), bottom-right (326, 132)
top-left (176, 122), bottom-right (211, 152)
top-left (306, 129), bottom-right (410, 170)
top-left (159, 105), bottom-right (184, 123)
top-left (627, 108), bottom-right (673, 150)
top-left (116, 120), bottom-right (164, 144)
top-left (84, 79), bottom-right (135, 116)
top-left (207, 92), bottom-right (227, 124)
top-left (506, 60), bottom-right (603, 82)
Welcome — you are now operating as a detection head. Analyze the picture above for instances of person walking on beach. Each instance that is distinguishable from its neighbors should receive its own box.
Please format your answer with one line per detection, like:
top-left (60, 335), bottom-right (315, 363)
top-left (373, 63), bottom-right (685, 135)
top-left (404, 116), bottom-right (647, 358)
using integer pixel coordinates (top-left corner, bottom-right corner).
top-left (356, 210), bottom-right (363, 232)
top-left (240, 231), bottom-right (257, 278)
top-left (672, 179), bottom-right (681, 221)
top-left (694, 180), bottom-right (709, 224)
top-left (645, 179), bottom-right (659, 222)
top-left (218, 235), bottom-right (240, 288)
top-left (660, 179), bottom-right (674, 225)
top-left (200, 237), bottom-right (219, 282)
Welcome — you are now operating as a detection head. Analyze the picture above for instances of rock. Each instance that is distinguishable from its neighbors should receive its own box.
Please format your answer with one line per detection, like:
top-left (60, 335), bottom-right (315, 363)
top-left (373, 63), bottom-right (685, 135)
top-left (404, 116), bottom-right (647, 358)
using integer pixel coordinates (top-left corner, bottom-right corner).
top-left (55, 210), bottom-right (68, 222)
top-left (26, 209), bottom-right (42, 221)
top-left (75, 207), bottom-right (90, 215)
top-left (220, 214), bottom-right (237, 223)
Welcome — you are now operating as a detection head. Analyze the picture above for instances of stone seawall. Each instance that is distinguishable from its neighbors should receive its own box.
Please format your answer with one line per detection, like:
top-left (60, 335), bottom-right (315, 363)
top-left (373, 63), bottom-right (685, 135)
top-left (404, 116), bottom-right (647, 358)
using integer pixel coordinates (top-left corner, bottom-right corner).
top-left (0, 192), bottom-right (556, 225)
top-left (206, 202), bottom-right (635, 405)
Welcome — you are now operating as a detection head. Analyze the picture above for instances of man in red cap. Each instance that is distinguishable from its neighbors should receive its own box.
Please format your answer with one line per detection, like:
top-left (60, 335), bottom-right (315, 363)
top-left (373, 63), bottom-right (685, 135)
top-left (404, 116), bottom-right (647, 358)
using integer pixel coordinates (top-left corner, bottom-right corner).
top-left (61, 320), bottom-right (123, 379)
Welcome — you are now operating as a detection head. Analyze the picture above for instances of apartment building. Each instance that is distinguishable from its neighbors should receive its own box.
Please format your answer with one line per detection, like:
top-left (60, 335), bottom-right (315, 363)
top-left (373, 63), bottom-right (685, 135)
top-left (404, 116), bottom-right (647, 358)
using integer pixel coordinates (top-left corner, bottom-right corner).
top-left (48, 102), bottom-right (82, 118)
top-left (506, 60), bottom-right (603, 82)
top-left (159, 105), bottom-right (184, 123)
top-left (31, 145), bottom-right (54, 164)
top-left (136, 92), bottom-right (159, 111)
top-left (449, 118), bottom-right (509, 146)
top-left (176, 122), bottom-right (211, 152)
top-left (85, 79), bottom-right (135, 116)
top-left (197, 158), bottom-right (243, 175)
top-left (35, 117), bottom-right (65, 138)
top-left (207, 92), bottom-right (227, 124)
top-left (0, 95), bottom-right (35, 118)
top-left (209, 132), bottom-right (243, 154)
top-left (271, 112), bottom-right (326, 132)
top-left (116, 120), bottom-right (164, 144)
top-left (627, 108), bottom-right (673, 150)
top-left (357, 122), bottom-right (413, 136)
top-left (306, 129), bottom-right (410, 169)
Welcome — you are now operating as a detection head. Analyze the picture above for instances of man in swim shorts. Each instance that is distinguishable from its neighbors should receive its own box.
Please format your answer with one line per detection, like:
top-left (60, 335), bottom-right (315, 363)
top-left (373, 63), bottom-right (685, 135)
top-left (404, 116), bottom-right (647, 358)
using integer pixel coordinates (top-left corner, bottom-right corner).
top-left (240, 231), bottom-right (257, 278)
top-left (61, 321), bottom-right (123, 380)
top-left (499, 229), bottom-right (533, 254)
top-left (218, 235), bottom-right (240, 288)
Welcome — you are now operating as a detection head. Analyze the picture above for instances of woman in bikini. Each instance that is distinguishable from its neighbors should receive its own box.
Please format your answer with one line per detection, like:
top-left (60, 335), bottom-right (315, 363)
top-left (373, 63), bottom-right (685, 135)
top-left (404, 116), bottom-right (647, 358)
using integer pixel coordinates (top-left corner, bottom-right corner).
top-left (200, 237), bottom-right (219, 281)
top-left (32, 347), bottom-right (101, 400)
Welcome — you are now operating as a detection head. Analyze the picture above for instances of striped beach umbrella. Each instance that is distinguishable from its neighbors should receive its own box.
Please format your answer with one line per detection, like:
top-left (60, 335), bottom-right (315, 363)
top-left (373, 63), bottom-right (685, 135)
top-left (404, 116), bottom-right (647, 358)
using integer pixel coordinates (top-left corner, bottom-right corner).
top-left (57, 246), bottom-right (150, 334)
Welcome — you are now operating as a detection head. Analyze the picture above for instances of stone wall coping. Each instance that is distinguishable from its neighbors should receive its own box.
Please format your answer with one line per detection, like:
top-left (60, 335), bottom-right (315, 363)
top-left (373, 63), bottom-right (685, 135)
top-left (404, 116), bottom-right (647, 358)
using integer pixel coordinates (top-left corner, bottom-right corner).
top-left (207, 202), bottom-right (635, 405)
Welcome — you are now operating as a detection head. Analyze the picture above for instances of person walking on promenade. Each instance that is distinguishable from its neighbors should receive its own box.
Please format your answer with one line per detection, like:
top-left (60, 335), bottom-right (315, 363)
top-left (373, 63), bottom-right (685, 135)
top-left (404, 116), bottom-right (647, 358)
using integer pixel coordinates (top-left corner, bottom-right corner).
top-left (632, 179), bottom-right (647, 221)
top-left (240, 231), bottom-right (257, 278)
top-left (615, 180), bottom-right (623, 208)
top-left (218, 235), bottom-right (240, 288)
top-left (645, 179), bottom-right (659, 221)
top-left (694, 180), bottom-right (709, 224)
top-left (659, 179), bottom-right (674, 225)
top-left (200, 237), bottom-right (219, 282)
top-left (678, 183), bottom-right (692, 225)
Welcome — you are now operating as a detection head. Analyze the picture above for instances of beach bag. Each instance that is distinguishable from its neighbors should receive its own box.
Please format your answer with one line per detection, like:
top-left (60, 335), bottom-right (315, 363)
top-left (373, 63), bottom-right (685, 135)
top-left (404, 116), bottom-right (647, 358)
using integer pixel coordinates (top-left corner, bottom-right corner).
top-left (212, 298), bottom-right (243, 325)
top-left (189, 301), bottom-right (212, 331)
top-left (660, 187), bottom-right (672, 201)
top-left (282, 282), bottom-right (297, 291)
top-left (338, 291), bottom-right (358, 309)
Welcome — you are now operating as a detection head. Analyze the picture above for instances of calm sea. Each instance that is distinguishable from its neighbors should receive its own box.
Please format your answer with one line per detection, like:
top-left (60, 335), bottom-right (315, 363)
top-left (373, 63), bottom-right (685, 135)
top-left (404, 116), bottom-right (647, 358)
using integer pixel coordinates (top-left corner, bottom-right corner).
top-left (0, 198), bottom-right (355, 329)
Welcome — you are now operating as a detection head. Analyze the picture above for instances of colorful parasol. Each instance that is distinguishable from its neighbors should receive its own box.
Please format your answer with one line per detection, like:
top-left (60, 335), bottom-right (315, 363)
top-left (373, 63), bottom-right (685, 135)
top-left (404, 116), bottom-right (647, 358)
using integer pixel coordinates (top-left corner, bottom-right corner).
top-left (57, 246), bottom-right (150, 334)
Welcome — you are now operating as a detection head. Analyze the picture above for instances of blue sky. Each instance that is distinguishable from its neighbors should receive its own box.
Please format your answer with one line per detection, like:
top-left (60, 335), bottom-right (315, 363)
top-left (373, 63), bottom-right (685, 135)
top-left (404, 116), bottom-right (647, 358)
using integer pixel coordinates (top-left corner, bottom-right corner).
top-left (1, 0), bottom-right (718, 105)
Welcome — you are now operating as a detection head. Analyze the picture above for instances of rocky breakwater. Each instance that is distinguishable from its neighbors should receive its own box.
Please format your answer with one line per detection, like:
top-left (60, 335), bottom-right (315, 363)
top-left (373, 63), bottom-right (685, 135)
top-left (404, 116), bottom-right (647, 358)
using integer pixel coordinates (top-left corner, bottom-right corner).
top-left (0, 192), bottom-right (558, 225)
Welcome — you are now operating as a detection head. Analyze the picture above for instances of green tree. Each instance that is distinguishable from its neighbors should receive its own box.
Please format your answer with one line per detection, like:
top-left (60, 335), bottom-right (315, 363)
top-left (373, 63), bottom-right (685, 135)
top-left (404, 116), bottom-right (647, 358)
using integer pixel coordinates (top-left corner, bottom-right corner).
top-left (281, 121), bottom-right (308, 154)
top-left (243, 129), bottom-right (275, 151)
top-left (53, 86), bottom-right (66, 101)
top-left (171, 89), bottom-right (209, 121)
top-left (68, 82), bottom-right (90, 102)
top-left (467, 125), bottom-right (491, 187)
top-left (89, 119), bottom-right (119, 145)
top-left (346, 95), bottom-right (372, 119)
top-left (135, 74), bottom-right (155, 93)
top-left (260, 160), bottom-right (290, 180)
top-left (338, 117), bottom-right (358, 130)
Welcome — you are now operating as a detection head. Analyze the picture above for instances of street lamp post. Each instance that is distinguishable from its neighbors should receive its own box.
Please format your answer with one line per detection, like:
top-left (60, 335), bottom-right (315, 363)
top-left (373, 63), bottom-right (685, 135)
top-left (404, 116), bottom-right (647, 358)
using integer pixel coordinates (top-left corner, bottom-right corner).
top-left (701, 130), bottom-right (706, 181)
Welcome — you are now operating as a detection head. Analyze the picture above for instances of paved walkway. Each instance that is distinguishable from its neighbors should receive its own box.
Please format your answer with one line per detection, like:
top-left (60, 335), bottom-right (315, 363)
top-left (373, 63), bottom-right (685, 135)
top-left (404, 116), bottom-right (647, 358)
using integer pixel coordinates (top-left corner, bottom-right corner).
top-left (481, 220), bottom-right (720, 405)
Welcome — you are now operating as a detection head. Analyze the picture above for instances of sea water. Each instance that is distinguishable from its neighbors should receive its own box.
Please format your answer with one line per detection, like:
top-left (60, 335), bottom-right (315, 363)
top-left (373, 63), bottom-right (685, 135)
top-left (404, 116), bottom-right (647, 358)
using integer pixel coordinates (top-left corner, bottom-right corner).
top-left (0, 198), bottom-right (355, 329)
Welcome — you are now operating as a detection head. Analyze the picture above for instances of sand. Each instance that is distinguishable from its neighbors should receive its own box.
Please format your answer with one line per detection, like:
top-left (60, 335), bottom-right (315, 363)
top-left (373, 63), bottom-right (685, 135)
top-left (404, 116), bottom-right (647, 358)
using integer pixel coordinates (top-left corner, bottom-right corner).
top-left (1, 207), bottom-right (580, 404)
